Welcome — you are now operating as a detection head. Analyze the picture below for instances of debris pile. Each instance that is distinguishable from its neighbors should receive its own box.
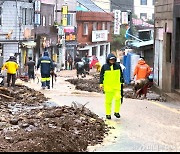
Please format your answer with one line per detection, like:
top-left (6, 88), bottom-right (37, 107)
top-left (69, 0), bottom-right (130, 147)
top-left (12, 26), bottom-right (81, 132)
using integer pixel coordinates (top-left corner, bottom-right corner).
top-left (0, 85), bottom-right (110, 152)
top-left (66, 74), bottom-right (167, 102)
top-left (66, 78), bottom-right (101, 93)
top-left (0, 85), bottom-right (48, 105)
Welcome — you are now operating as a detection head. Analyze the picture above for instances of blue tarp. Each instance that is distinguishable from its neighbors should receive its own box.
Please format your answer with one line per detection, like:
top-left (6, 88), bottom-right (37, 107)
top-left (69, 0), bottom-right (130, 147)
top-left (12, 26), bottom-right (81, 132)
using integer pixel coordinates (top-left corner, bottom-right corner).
top-left (123, 53), bottom-right (131, 84)
top-left (123, 52), bottom-right (140, 84)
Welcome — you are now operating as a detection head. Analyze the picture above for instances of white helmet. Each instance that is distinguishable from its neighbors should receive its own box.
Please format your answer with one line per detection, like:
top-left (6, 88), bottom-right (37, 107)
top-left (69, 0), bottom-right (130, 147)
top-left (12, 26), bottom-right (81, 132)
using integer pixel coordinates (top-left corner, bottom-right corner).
top-left (9, 53), bottom-right (14, 57)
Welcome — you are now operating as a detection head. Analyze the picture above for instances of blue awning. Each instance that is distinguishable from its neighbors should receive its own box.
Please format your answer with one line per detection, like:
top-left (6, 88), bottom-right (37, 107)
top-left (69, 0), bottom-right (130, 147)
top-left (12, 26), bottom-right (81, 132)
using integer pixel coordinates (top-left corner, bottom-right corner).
top-left (76, 6), bottom-right (88, 12)
top-left (77, 0), bottom-right (104, 12)
top-left (130, 40), bottom-right (154, 48)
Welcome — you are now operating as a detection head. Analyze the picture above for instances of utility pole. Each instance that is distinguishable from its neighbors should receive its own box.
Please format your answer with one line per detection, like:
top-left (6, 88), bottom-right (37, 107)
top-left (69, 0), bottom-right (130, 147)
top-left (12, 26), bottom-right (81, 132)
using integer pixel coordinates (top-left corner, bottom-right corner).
top-left (55, 0), bottom-right (58, 22)
top-left (16, 0), bottom-right (22, 75)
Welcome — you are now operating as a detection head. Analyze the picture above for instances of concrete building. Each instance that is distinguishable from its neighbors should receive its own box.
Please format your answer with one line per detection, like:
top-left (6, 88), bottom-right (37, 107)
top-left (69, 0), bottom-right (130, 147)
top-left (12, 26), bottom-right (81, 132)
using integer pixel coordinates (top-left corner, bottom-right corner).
top-left (134, 0), bottom-right (155, 21)
top-left (76, 11), bottom-right (113, 65)
top-left (0, 0), bottom-right (35, 72)
top-left (154, 0), bottom-right (180, 102)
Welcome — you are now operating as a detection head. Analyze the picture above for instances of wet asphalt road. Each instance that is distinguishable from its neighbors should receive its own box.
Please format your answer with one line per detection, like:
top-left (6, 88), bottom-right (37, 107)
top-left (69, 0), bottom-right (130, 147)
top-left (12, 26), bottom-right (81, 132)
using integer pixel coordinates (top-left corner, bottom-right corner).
top-left (22, 70), bottom-right (180, 152)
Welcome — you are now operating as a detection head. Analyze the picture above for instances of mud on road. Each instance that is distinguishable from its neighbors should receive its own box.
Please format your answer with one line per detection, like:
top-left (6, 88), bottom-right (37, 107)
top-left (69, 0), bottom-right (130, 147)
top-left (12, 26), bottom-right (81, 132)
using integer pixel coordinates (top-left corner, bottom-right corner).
top-left (0, 85), bottom-right (110, 152)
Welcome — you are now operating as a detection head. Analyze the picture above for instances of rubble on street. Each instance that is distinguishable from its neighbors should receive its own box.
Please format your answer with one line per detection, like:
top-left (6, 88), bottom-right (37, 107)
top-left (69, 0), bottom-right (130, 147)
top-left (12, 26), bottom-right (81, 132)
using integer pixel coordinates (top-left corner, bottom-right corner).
top-left (0, 85), bottom-right (110, 152)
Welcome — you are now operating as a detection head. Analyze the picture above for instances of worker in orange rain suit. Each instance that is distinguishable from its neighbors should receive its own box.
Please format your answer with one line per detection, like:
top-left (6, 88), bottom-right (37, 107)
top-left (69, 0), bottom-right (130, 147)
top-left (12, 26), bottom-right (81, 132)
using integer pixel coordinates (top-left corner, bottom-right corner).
top-left (1, 55), bottom-right (19, 87)
top-left (133, 58), bottom-right (151, 99)
top-left (99, 53), bottom-right (124, 120)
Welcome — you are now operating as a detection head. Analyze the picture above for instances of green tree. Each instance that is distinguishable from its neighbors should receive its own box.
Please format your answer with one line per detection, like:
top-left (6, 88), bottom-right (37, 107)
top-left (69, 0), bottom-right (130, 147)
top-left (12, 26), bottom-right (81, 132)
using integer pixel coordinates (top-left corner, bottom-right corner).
top-left (146, 19), bottom-right (154, 25)
top-left (111, 26), bottom-right (127, 51)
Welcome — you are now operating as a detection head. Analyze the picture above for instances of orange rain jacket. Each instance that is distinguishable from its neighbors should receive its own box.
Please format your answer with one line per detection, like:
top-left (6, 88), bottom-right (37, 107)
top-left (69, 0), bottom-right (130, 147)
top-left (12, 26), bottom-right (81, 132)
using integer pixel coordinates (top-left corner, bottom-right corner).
top-left (133, 59), bottom-right (151, 80)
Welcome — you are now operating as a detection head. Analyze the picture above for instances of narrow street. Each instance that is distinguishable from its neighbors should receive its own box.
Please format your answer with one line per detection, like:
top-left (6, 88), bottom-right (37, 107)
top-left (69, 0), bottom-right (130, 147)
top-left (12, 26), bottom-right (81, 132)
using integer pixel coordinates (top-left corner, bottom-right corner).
top-left (22, 69), bottom-right (180, 152)
top-left (0, 0), bottom-right (180, 152)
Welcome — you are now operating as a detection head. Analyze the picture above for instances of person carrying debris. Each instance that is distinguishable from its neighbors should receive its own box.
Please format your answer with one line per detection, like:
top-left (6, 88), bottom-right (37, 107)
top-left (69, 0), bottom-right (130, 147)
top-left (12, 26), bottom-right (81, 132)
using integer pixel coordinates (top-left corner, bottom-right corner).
top-left (74, 54), bottom-right (81, 68)
top-left (99, 53), bottom-right (124, 120)
top-left (82, 53), bottom-right (90, 74)
top-left (26, 57), bottom-right (35, 80)
top-left (50, 60), bottom-right (57, 84)
top-left (1, 54), bottom-right (19, 87)
top-left (37, 51), bottom-right (54, 89)
top-left (76, 60), bottom-right (86, 78)
top-left (133, 58), bottom-right (151, 99)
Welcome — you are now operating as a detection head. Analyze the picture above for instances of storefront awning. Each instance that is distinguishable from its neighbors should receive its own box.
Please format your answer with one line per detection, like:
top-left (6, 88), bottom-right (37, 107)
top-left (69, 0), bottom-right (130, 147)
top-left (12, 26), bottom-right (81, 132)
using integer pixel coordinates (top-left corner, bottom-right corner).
top-left (65, 41), bottom-right (78, 46)
top-left (130, 40), bottom-right (154, 48)
top-left (21, 41), bottom-right (36, 48)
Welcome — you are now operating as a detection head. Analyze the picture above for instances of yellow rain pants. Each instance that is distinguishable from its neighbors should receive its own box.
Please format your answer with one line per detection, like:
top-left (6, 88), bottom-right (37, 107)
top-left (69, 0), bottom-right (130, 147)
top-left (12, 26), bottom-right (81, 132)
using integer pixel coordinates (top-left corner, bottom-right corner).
top-left (105, 90), bottom-right (121, 115)
top-left (103, 65), bottom-right (122, 115)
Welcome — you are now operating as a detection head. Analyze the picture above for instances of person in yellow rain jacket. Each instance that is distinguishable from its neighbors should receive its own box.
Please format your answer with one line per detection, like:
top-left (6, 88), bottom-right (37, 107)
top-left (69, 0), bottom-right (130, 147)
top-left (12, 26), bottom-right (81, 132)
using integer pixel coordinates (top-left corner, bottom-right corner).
top-left (99, 53), bottom-right (124, 120)
top-left (1, 55), bottom-right (19, 87)
top-left (95, 62), bottom-right (101, 72)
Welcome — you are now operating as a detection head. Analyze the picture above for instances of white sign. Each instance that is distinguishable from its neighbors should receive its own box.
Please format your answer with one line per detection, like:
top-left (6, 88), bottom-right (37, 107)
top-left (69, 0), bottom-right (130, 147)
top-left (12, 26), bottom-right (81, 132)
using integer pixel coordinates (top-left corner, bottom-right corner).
top-left (156, 28), bottom-right (163, 41)
top-left (114, 10), bottom-right (121, 35)
top-left (35, 13), bottom-right (41, 25)
top-left (35, 0), bottom-right (41, 12)
top-left (121, 12), bottom-right (128, 25)
top-left (92, 30), bottom-right (108, 42)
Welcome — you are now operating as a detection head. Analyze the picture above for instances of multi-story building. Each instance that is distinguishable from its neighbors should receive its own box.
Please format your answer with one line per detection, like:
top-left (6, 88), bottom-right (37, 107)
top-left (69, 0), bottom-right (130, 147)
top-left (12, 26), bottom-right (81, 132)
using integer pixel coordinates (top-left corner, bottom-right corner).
top-left (0, 0), bottom-right (35, 71)
top-left (75, 0), bottom-right (113, 66)
top-left (134, 0), bottom-right (155, 21)
top-left (76, 11), bottom-right (113, 65)
top-left (40, 0), bottom-right (77, 70)
top-left (111, 0), bottom-right (134, 13)
top-left (33, 2), bottom-right (58, 64)
top-left (154, 0), bottom-right (180, 102)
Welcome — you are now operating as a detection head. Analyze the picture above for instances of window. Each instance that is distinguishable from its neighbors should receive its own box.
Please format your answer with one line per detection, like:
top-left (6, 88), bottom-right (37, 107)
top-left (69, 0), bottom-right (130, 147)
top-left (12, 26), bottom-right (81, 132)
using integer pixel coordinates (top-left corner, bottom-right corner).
top-left (49, 15), bottom-right (52, 26)
top-left (152, 0), bottom-right (155, 5)
top-left (140, 13), bottom-right (147, 20)
top-left (22, 8), bottom-right (26, 25)
top-left (165, 33), bottom-right (172, 63)
top-left (102, 22), bottom-right (106, 30)
top-left (93, 22), bottom-right (97, 31)
top-left (67, 14), bottom-right (74, 26)
top-left (0, 43), bottom-right (3, 57)
top-left (107, 22), bottom-right (110, 33)
top-left (42, 15), bottom-right (46, 26)
top-left (100, 45), bottom-right (104, 56)
top-left (140, 0), bottom-right (147, 5)
top-left (0, 7), bottom-right (2, 26)
top-left (106, 45), bottom-right (109, 57)
top-left (152, 13), bottom-right (154, 20)
top-left (83, 22), bottom-right (88, 35)
top-left (22, 8), bottom-right (33, 25)
top-left (92, 47), bottom-right (97, 56)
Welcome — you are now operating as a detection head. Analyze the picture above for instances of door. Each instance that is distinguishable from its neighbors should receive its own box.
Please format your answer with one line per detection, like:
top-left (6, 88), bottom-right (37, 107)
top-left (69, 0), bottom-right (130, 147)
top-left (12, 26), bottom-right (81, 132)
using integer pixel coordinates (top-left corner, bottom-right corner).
top-left (175, 18), bottom-right (180, 89)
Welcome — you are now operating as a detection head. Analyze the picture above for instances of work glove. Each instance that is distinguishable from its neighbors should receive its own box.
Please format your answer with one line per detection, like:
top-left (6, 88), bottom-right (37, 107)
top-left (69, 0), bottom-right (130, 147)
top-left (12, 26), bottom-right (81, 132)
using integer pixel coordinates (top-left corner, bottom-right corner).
top-left (99, 84), bottom-right (103, 91)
